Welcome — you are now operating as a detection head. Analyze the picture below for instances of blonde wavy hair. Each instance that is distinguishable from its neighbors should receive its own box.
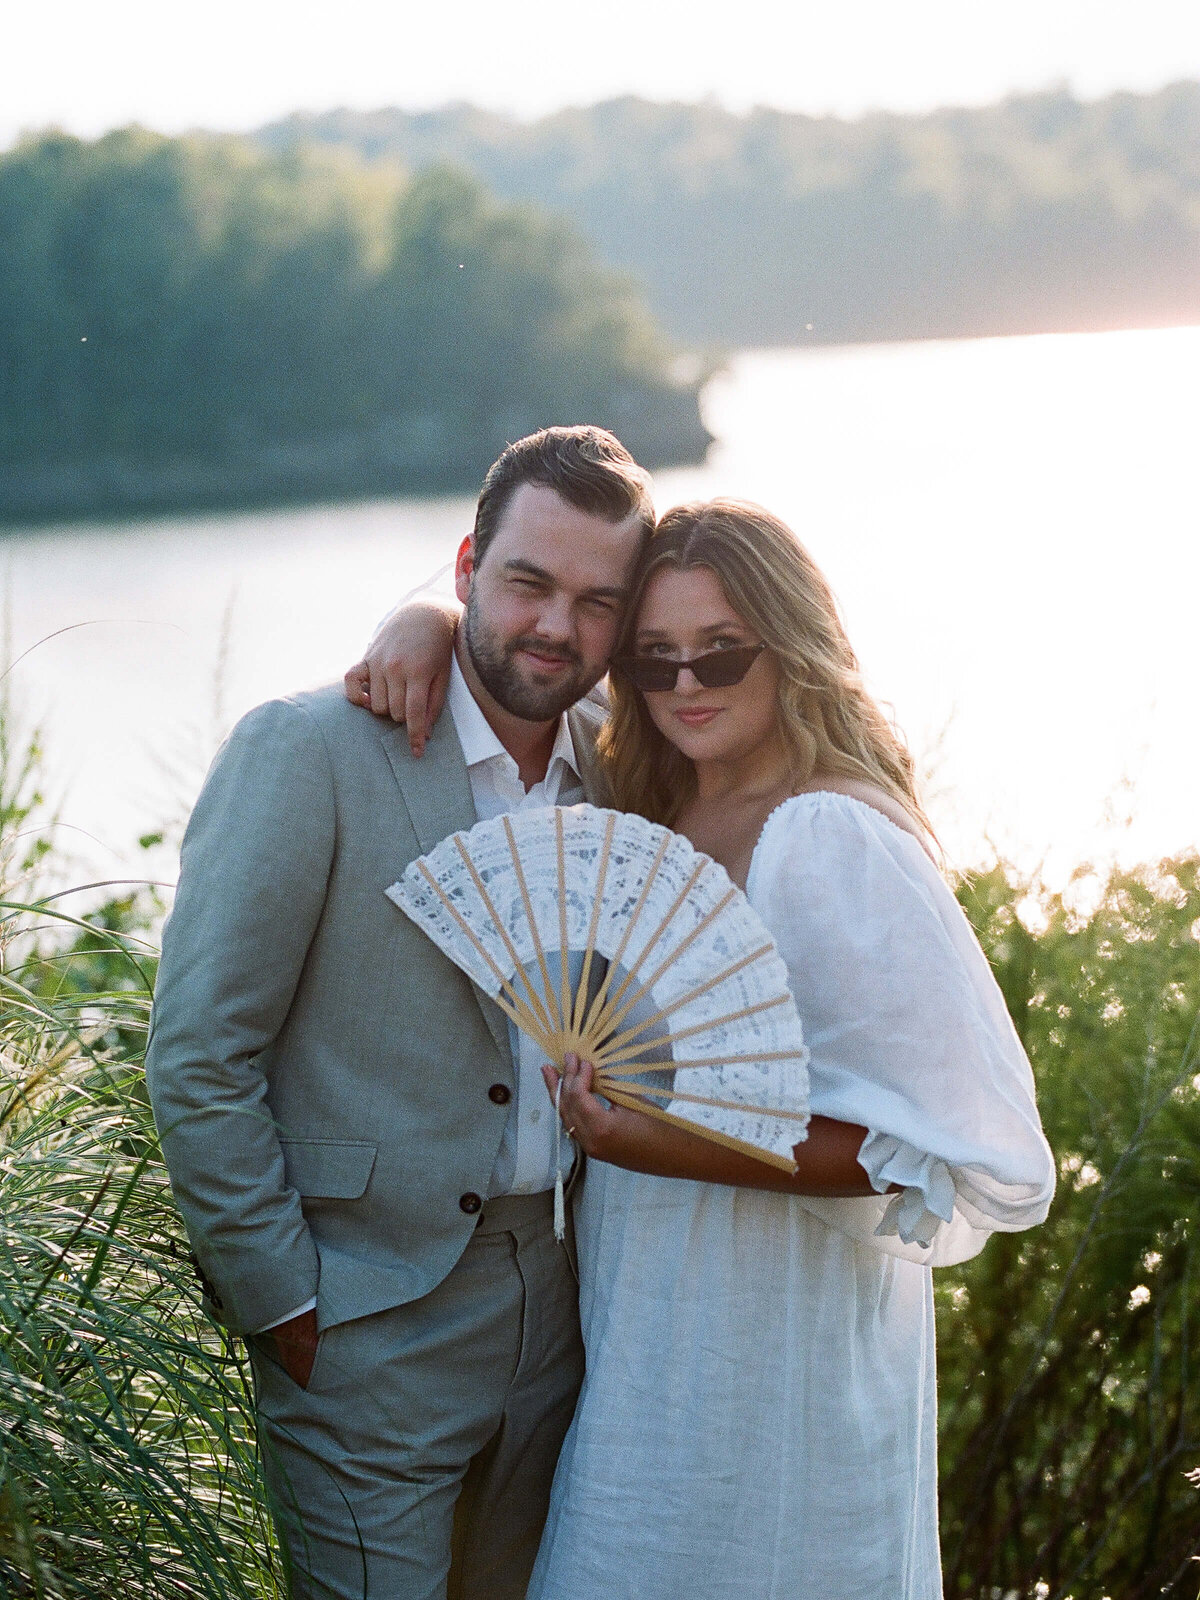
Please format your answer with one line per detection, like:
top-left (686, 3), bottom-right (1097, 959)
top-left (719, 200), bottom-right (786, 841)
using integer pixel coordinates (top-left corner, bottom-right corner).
top-left (599, 498), bottom-right (933, 835)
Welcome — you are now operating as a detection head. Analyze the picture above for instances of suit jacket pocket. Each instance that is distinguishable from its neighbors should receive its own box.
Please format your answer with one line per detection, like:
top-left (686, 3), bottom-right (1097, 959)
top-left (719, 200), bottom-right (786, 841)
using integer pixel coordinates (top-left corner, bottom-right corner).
top-left (279, 1137), bottom-right (377, 1199)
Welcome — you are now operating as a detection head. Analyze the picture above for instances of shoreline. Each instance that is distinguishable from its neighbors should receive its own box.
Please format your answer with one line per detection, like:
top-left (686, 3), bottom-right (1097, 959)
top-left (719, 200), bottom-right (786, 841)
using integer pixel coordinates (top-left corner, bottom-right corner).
top-left (1, 394), bottom-right (713, 532)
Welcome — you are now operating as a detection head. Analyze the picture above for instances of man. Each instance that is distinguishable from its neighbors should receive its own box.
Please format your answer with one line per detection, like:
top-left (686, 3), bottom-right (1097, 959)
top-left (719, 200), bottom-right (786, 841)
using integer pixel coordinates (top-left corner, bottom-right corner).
top-left (146, 426), bottom-right (654, 1600)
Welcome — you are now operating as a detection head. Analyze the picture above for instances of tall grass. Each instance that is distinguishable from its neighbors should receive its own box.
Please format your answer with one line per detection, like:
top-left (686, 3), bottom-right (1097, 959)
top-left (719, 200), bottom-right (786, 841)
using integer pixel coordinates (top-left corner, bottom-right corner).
top-left (0, 702), bottom-right (281, 1597)
top-left (0, 684), bottom-right (1196, 1596)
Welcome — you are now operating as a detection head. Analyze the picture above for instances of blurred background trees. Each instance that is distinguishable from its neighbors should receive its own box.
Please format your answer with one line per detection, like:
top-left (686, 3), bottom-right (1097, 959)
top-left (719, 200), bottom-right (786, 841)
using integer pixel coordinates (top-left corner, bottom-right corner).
top-left (261, 83), bottom-right (1200, 346)
top-left (0, 130), bottom-right (709, 523)
top-left (3, 81), bottom-right (1198, 523)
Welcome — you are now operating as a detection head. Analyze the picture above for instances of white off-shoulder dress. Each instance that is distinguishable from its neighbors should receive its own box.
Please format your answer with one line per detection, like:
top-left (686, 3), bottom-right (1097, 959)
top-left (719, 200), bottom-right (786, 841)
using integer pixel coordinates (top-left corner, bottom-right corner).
top-left (528, 793), bottom-right (1056, 1600)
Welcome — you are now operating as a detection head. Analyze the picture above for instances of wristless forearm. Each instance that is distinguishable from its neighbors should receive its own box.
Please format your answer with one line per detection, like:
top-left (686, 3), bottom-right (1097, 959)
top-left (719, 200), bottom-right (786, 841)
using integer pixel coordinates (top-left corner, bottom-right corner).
top-left (592, 1112), bottom-right (880, 1197)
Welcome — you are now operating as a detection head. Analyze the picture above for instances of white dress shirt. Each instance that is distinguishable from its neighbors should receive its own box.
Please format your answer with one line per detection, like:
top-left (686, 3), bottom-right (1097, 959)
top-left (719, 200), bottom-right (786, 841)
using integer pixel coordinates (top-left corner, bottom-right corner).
top-left (444, 653), bottom-right (584, 1197)
top-left (259, 656), bottom-right (582, 1334)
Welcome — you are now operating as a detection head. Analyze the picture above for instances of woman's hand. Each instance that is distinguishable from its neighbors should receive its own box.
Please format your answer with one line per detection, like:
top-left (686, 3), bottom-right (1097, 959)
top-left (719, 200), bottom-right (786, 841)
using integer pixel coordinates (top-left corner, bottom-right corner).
top-left (541, 1052), bottom-right (647, 1162)
top-left (343, 601), bottom-right (459, 755)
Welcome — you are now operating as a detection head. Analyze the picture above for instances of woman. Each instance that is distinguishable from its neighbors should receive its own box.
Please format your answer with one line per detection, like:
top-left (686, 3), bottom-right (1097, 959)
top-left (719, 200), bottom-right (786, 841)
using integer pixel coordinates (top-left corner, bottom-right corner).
top-left (349, 499), bottom-right (1055, 1599)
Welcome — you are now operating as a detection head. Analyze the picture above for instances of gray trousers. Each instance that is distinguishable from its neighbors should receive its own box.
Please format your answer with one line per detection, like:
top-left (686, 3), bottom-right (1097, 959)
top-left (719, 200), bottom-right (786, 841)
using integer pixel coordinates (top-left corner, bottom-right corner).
top-left (250, 1192), bottom-right (583, 1600)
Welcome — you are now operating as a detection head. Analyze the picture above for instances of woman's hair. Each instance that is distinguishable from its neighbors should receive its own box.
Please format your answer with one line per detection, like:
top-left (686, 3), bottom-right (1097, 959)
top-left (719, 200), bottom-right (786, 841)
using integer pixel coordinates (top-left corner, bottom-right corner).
top-left (598, 498), bottom-right (933, 835)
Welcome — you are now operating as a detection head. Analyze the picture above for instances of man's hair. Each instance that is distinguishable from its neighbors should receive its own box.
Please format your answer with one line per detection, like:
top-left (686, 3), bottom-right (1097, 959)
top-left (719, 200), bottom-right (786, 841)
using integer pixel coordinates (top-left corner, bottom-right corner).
top-left (472, 426), bottom-right (655, 567)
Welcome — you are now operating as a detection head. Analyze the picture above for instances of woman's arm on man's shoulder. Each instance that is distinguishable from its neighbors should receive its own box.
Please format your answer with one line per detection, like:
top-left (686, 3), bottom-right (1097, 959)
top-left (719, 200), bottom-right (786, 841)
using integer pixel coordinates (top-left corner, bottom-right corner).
top-left (343, 600), bottom-right (459, 754)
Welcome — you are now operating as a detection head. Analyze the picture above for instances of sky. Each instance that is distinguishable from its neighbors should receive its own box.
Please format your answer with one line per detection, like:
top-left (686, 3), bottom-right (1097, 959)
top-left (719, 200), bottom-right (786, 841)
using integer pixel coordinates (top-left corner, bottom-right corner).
top-left (4, 0), bottom-right (1200, 148)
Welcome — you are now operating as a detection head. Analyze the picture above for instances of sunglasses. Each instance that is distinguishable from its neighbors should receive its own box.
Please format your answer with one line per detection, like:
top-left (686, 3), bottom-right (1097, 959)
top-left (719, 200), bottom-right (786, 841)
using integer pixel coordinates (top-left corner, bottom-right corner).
top-left (611, 643), bottom-right (766, 693)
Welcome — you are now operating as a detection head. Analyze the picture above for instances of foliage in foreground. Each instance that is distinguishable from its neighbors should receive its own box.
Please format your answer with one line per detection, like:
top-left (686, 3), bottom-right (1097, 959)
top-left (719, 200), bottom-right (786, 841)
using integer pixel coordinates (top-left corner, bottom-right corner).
top-left (0, 725), bottom-right (280, 1596)
top-left (1, 687), bottom-right (1198, 1595)
top-left (942, 857), bottom-right (1200, 1599)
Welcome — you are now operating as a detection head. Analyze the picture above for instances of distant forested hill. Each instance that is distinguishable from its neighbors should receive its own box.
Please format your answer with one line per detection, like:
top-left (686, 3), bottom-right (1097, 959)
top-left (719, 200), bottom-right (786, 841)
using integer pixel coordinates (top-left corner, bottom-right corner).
top-left (0, 130), bottom-right (708, 525)
top-left (259, 84), bottom-right (1200, 347)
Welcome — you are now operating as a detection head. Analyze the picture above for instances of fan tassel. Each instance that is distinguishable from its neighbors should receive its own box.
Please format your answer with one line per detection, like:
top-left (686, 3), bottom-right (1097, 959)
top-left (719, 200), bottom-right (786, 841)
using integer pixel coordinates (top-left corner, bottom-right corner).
top-left (553, 1074), bottom-right (567, 1243)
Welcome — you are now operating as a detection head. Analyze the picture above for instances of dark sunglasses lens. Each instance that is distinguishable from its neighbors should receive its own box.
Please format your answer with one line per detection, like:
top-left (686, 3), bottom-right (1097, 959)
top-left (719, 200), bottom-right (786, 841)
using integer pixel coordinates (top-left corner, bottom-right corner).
top-left (613, 657), bottom-right (678, 691)
top-left (692, 646), bottom-right (762, 688)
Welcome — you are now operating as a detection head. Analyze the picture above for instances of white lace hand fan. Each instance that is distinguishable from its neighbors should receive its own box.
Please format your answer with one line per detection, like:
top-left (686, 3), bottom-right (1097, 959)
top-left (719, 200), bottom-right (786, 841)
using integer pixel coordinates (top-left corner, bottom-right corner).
top-left (386, 805), bottom-right (810, 1183)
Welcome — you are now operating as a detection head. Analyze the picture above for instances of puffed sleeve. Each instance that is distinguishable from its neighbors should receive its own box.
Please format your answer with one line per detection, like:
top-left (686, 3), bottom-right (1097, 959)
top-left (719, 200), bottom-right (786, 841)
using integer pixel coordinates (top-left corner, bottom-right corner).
top-left (747, 793), bottom-right (1056, 1266)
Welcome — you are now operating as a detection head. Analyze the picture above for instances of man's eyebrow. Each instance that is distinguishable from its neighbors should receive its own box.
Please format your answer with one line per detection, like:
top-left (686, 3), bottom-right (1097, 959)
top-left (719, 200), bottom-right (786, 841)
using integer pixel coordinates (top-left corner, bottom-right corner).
top-left (503, 559), bottom-right (553, 581)
top-left (503, 559), bottom-right (627, 602)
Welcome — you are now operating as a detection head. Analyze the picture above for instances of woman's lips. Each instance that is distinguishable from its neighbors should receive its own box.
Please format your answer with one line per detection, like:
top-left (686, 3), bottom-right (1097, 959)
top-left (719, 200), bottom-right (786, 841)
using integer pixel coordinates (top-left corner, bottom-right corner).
top-left (674, 707), bottom-right (721, 727)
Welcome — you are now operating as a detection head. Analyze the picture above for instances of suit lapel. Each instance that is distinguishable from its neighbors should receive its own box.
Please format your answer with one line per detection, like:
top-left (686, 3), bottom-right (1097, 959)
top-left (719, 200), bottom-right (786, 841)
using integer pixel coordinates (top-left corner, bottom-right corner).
top-left (379, 718), bottom-right (511, 1060)
top-left (380, 716), bottom-right (476, 854)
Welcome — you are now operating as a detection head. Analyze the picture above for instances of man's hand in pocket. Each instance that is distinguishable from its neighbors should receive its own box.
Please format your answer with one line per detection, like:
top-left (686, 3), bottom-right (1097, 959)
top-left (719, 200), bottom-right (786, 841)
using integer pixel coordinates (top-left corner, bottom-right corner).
top-left (272, 1307), bottom-right (319, 1389)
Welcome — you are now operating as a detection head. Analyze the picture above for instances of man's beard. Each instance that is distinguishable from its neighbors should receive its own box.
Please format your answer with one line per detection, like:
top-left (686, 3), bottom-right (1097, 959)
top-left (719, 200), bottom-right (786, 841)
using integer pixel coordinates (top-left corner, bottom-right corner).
top-left (463, 592), bottom-right (593, 722)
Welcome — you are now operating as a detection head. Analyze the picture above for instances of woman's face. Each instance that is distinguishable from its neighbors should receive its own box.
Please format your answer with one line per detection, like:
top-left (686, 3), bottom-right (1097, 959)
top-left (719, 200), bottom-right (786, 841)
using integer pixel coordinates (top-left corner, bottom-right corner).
top-left (631, 565), bottom-right (782, 768)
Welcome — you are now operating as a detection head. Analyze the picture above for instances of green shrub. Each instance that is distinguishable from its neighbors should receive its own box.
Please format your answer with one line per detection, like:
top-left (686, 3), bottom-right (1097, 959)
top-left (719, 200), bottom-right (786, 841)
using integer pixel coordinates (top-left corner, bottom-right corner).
top-left (942, 858), bottom-right (1200, 1598)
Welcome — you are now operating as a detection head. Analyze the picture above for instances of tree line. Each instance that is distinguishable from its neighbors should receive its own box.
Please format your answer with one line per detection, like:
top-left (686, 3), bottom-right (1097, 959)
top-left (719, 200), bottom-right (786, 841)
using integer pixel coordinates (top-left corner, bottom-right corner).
top-left (260, 82), bottom-right (1200, 346)
top-left (0, 130), bottom-right (708, 524)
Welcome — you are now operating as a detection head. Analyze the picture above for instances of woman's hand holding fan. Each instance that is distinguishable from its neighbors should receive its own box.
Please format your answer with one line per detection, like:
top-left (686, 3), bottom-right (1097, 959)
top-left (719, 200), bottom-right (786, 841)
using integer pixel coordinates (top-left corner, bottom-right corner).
top-left (540, 1050), bottom-right (639, 1162)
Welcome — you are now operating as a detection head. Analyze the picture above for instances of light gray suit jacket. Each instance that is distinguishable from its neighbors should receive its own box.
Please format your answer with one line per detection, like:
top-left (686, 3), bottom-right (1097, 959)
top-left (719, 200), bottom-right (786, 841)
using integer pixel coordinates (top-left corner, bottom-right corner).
top-left (145, 684), bottom-right (610, 1337)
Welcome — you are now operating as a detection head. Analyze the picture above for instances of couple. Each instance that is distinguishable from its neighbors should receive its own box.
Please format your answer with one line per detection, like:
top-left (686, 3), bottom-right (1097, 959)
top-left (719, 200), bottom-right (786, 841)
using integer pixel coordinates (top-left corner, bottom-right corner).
top-left (147, 425), bottom-right (1055, 1600)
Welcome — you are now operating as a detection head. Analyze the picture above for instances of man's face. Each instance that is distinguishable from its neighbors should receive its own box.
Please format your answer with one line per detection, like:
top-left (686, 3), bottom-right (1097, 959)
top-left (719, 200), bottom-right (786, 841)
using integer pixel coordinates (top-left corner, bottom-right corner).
top-left (457, 482), bottom-right (645, 722)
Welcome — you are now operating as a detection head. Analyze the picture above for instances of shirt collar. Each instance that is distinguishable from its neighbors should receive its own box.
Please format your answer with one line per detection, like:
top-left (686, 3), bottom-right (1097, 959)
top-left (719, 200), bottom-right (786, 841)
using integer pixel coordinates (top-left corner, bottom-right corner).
top-left (447, 652), bottom-right (580, 787)
top-left (447, 652), bottom-right (506, 768)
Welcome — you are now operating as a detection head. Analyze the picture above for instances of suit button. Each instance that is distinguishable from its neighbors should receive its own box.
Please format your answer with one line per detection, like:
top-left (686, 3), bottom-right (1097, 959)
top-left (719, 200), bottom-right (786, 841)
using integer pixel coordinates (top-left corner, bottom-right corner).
top-left (459, 1192), bottom-right (483, 1215)
top-left (488, 1083), bottom-right (511, 1105)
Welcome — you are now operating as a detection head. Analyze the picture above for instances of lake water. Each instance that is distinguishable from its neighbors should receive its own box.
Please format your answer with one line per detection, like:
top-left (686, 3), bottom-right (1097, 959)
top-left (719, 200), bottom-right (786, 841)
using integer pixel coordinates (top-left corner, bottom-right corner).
top-left (6, 324), bottom-right (1199, 894)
